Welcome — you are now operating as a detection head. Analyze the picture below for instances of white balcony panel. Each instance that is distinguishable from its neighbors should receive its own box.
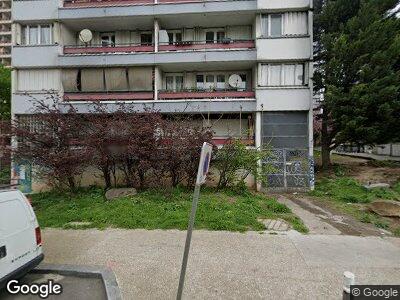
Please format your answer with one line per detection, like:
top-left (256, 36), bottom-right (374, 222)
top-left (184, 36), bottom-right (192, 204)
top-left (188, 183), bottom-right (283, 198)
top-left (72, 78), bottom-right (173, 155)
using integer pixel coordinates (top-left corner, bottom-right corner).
top-left (256, 87), bottom-right (311, 111)
top-left (12, 45), bottom-right (62, 68)
top-left (257, 0), bottom-right (310, 10)
top-left (58, 50), bottom-right (257, 67)
top-left (58, 1), bottom-right (257, 20)
top-left (12, 92), bottom-right (60, 114)
top-left (13, 0), bottom-right (60, 22)
top-left (59, 99), bottom-right (256, 114)
top-left (256, 37), bottom-right (311, 61)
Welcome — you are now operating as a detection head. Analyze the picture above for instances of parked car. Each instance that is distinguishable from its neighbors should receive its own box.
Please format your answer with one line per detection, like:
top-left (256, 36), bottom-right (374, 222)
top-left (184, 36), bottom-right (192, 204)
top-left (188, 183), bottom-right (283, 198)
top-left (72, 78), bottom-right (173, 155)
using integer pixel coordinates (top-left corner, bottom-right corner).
top-left (0, 189), bottom-right (44, 289)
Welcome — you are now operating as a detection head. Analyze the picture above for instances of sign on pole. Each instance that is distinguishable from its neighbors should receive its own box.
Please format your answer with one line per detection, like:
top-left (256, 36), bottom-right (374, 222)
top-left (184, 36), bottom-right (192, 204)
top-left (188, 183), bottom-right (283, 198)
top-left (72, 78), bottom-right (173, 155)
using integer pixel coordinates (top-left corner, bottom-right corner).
top-left (177, 142), bottom-right (213, 300)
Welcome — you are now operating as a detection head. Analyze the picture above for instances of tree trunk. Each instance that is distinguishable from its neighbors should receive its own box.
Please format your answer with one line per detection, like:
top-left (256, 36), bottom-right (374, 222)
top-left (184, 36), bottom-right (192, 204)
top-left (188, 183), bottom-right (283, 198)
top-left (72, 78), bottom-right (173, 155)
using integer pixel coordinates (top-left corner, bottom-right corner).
top-left (321, 107), bottom-right (331, 169)
top-left (102, 165), bottom-right (111, 189)
top-left (67, 176), bottom-right (76, 190)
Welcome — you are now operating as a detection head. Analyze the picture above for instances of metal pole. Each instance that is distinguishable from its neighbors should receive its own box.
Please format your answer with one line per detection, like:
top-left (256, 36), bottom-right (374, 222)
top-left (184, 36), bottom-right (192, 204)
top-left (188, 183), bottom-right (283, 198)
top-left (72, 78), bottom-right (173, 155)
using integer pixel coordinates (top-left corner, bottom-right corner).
top-left (177, 184), bottom-right (201, 300)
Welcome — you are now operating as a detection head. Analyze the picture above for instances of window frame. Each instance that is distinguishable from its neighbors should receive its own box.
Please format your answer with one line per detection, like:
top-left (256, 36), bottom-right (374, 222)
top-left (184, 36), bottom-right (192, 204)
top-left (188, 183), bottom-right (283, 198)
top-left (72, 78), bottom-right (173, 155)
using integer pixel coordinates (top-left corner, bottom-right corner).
top-left (22, 24), bottom-right (53, 46)
top-left (259, 63), bottom-right (307, 87)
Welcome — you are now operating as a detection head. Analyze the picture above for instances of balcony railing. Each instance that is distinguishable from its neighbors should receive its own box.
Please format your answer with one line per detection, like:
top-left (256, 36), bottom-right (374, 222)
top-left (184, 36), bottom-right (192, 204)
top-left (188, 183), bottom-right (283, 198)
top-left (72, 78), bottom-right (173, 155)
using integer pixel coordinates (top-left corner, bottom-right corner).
top-left (64, 0), bottom-right (153, 7)
top-left (64, 89), bottom-right (255, 101)
top-left (64, 43), bottom-right (154, 55)
top-left (158, 39), bottom-right (255, 51)
top-left (63, 40), bottom-right (255, 55)
top-left (64, 91), bottom-right (155, 101)
top-left (63, 0), bottom-right (237, 7)
top-left (158, 89), bottom-right (255, 100)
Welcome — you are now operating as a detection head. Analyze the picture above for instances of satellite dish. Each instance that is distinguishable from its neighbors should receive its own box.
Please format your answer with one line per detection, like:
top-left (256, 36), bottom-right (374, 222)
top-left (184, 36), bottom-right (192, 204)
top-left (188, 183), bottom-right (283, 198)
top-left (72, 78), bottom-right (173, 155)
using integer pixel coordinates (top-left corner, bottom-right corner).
top-left (158, 30), bottom-right (169, 45)
top-left (228, 74), bottom-right (243, 88)
top-left (79, 29), bottom-right (93, 44)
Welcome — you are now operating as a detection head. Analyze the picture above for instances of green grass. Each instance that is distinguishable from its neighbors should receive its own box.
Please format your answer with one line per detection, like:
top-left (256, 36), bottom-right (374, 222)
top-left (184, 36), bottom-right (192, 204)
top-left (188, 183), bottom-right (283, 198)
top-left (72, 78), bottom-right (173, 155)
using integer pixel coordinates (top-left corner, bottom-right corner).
top-left (310, 177), bottom-right (400, 204)
top-left (309, 176), bottom-right (400, 235)
top-left (31, 187), bottom-right (308, 233)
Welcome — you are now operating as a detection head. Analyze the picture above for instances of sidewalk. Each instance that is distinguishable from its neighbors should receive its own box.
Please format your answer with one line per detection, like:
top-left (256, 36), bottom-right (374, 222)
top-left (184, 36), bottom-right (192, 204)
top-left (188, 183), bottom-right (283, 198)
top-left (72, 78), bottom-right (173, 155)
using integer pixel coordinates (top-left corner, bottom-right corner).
top-left (41, 229), bottom-right (400, 299)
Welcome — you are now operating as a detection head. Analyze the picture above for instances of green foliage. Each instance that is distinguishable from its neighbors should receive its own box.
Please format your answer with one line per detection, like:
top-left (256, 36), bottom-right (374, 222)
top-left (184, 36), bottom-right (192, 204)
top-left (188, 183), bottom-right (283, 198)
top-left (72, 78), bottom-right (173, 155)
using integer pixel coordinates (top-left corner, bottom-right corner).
top-left (214, 140), bottom-right (273, 189)
top-left (310, 177), bottom-right (400, 203)
top-left (394, 227), bottom-right (400, 237)
top-left (30, 187), bottom-right (308, 233)
top-left (0, 66), bottom-right (11, 120)
top-left (0, 164), bottom-right (10, 184)
top-left (314, 0), bottom-right (400, 163)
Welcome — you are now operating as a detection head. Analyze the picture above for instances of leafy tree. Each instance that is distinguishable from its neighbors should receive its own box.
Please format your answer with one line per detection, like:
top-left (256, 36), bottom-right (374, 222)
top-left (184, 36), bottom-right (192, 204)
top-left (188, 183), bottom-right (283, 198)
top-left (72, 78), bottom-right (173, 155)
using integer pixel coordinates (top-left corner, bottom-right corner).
top-left (314, 0), bottom-right (400, 168)
top-left (0, 66), bottom-right (11, 120)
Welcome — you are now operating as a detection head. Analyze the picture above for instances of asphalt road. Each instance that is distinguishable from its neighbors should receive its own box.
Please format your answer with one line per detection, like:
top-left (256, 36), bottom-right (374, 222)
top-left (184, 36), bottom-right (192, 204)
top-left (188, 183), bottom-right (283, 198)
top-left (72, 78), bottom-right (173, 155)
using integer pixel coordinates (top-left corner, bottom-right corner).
top-left (39, 228), bottom-right (400, 299)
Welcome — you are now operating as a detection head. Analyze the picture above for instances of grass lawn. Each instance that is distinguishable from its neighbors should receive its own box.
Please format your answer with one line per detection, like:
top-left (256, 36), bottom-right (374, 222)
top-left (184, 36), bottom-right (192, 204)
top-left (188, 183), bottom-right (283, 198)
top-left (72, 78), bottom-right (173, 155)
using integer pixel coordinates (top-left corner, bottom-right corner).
top-left (31, 187), bottom-right (308, 233)
top-left (309, 177), bottom-right (400, 235)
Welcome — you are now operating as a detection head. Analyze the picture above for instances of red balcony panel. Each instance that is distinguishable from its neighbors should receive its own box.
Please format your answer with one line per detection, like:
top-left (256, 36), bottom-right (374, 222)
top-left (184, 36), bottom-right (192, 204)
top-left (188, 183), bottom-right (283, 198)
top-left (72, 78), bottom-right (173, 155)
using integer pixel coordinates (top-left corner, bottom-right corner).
top-left (158, 41), bottom-right (255, 52)
top-left (64, 0), bottom-right (153, 8)
top-left (64, 45), bottom-right (154, 54)
top-left (158, 90), bottom-right (256, 100)
top-left (64, 92), bottom-right (154, 101)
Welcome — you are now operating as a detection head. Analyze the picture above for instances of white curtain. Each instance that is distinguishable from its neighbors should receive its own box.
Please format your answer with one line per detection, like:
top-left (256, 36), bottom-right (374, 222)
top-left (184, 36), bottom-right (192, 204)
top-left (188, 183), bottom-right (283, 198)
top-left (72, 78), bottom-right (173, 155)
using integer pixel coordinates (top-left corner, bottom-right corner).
top-left (294, 64), bottom-right (304, 85)
top-left (284, 12), bottom-right (308, 35)
top-left (268, 65), bottom-right (282, 86)
top-left (81, 69), bottom-right (105, 92)
top-left (283, 65), bottom-right (296, 86)
top-left (105, 68), bottom-right (128, 91)
top-left (259, 64), bottom-right (268, 86)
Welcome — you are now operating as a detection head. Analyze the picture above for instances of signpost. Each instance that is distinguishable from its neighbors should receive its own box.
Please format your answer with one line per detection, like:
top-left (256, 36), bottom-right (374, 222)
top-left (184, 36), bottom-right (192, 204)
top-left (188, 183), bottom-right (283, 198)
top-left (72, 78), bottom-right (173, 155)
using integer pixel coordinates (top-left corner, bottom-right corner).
top-left (176, 142), bottom-right (213, 300)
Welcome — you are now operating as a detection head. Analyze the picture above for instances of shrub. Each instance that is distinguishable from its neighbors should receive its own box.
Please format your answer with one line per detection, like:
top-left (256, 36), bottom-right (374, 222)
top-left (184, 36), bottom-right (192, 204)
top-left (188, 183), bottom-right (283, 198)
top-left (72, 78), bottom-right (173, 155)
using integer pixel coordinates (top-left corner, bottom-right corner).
top-left (214, 139), bottom-right (273, 189)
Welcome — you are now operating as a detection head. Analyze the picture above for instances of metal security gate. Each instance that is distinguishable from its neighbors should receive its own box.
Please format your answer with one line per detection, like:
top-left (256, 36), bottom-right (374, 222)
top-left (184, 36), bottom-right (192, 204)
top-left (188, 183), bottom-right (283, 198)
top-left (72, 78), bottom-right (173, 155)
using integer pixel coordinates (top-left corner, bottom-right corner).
top-left (263, 148), bottom-right (314, 191)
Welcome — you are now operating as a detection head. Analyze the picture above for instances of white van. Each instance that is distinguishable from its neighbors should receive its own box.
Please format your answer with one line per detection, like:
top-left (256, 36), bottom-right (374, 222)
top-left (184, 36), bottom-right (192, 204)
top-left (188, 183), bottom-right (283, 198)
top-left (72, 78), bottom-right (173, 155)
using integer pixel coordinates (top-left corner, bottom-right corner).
top-left (0, 189), bottom-right (44, 289)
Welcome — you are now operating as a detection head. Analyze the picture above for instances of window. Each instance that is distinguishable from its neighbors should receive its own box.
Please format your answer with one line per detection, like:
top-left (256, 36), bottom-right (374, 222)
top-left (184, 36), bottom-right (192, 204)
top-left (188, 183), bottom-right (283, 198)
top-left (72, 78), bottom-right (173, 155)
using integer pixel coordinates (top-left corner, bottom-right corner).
top-left (206, 30), bottom-right (225, 43)
top-left (141, 33), bottom-right (152, 46)
top-left (196, 75), bottom-right (204, 89)
top-left (260, 64), bottom-right (305, 86)
top-left (216, 31), bottom-right (225, 43)
top-left (165, 74), bottom-right (184, 92)
top-left (261, 13), bottom-right (308, 37)
top-left (206, 32), bottom-right (214, 44)
top-left (205, 75), bottom-right (215, 89)
top-left (168, 31), bottom-right (183, 45)
top-left (270, 14), bottom-right (282, 36)
top-left (22, 25), bottom-right (53, 45)
top-left (216, 75), bottom-right (225, 90)
top-left (100, 32), bottom-right (115, 47)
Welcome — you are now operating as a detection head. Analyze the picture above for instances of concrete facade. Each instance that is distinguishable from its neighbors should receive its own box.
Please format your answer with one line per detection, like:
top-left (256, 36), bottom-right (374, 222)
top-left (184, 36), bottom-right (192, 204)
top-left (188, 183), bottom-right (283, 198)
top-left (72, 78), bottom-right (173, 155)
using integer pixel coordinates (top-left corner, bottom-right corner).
top-left (11, 0), bottom-right (314, 190)
top-left (0, 0), bottom-right (11, 67)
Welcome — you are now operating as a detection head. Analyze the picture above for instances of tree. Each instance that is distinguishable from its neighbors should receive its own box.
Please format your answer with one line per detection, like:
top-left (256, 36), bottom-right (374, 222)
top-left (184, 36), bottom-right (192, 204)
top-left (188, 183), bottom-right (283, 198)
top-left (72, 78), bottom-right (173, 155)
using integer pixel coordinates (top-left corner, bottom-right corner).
top-left (0, 66), bottom-right (11, 120)
top-left (12, 96), bottom-right (93, 190)
top-left (314, 0), bottom-right (400, 168)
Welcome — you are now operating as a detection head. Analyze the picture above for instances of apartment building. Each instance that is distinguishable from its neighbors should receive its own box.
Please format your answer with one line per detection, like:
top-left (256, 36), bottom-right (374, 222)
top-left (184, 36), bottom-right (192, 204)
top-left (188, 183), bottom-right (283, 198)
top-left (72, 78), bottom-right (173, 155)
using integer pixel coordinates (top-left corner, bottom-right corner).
top-left (0, 0), bottom-right (11, 67)
top-left (11, 0), bottom-right (314, 191)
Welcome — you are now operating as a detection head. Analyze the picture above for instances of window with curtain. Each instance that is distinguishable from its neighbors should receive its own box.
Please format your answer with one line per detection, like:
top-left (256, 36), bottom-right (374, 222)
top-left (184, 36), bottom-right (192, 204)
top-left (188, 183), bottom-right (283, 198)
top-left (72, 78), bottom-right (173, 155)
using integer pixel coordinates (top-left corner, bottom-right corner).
top-left (270, 14), bottom-right (282, 36)
top-left (22, 25), bottom-right (53, 45)
top-left (260, 64), bottom-right (305, 86)
top-left (261, 12), bottom-right (308, 37)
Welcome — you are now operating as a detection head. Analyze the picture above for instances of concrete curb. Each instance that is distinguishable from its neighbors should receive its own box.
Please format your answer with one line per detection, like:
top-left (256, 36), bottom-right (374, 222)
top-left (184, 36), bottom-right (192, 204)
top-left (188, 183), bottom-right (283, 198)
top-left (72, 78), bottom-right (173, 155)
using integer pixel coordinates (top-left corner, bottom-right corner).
top-left (31, 264), bottom-right (122, 300)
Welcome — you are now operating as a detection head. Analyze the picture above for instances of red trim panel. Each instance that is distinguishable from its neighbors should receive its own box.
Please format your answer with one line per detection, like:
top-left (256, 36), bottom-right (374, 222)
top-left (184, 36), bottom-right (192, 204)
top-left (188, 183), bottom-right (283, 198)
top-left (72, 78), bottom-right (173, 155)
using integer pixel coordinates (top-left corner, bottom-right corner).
top-left (64, 45), bottom-right (154, 54)
top-left (64, 92), bottom-right (155, 101)
top-left (158, 91), bottom-right (255, 99)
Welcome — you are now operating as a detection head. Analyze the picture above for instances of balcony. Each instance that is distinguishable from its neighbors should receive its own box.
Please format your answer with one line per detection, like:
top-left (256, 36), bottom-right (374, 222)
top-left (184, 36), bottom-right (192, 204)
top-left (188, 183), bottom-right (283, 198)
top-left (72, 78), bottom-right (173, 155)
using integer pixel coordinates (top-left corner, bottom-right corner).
top-left (158, 89), bottom-right (255, 100)
top-left (63, 40), bottom-right (255, 55)
top-left (64, 0), bottom-right (153, 7)
top-left (64, 43), bottom-right (155, 55)
top-left (159, 39), bottom-right (255, 52)
top-left (64, 91), bottom-right (154, 101)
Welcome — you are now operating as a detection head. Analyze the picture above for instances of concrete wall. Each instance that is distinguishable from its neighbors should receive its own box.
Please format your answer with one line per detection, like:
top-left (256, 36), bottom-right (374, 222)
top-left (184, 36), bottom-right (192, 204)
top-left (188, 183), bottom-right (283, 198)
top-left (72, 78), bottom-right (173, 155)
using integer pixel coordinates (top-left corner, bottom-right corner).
top-left (256, 37), bottom-right (311, 61)
top-left (13, 0), bottom-right (60, 22)
top-left (256, 88), bottom-right (310, 111)
top-left (12, 45), bottom-right (62, 68)
top-left (257, 0), bottom-right (310, 10)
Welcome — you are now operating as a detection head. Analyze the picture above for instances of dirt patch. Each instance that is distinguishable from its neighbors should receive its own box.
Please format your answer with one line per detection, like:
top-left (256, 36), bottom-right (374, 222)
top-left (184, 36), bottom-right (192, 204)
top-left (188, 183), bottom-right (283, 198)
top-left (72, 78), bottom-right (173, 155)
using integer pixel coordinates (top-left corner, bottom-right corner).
top-left (316, 154), bottom-right (400, 185)
top-left (285, 194), bottom-right (387, 237)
